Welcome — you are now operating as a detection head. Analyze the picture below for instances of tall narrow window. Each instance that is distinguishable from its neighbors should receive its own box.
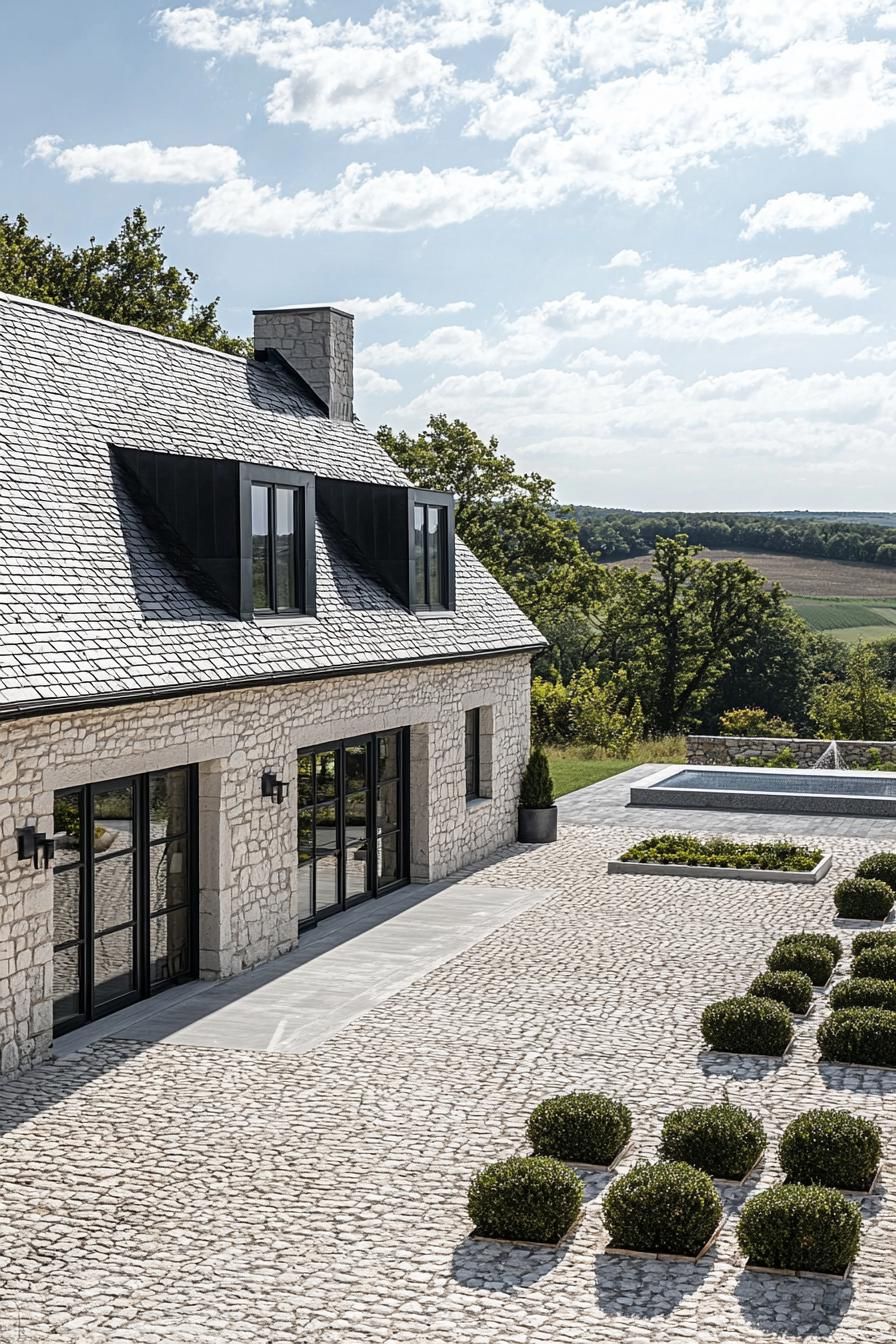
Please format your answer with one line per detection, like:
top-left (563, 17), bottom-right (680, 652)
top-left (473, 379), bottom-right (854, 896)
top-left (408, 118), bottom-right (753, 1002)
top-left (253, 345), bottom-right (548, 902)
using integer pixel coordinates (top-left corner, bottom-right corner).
top-left (251, 482), bottom-right (303, 614)
top-left (412, 502), bottom-right (448, 610)
top-left (465, 708), bottom-right (481, 800)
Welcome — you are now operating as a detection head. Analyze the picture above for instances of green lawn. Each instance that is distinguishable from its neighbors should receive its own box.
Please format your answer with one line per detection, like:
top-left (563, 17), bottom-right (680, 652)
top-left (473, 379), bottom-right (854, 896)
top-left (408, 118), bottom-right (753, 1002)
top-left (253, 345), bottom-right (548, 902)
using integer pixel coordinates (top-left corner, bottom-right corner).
top-left (545, 738), bottom-right (686, 797)
top-left (788, 596), bottom-right (896, 643)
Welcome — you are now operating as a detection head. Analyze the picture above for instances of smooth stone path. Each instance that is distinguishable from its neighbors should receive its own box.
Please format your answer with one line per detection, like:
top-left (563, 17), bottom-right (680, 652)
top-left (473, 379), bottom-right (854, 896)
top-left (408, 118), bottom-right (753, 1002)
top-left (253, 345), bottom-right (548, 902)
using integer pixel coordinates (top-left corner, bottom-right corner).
top-left (57, 879), bottom-right (552, 1058)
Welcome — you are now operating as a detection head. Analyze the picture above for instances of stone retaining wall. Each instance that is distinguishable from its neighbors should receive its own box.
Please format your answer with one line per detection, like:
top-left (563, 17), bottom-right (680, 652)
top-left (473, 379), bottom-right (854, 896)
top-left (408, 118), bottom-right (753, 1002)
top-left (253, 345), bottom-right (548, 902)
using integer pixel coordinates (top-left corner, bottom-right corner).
top-left (687, 735), bottom-right (896, 767)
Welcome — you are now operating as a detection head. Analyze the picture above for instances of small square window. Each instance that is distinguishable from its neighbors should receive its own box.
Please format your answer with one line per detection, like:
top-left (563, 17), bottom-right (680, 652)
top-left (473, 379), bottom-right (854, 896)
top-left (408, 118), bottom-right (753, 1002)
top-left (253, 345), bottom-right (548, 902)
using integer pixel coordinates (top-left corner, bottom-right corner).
top-left (251, 482), bottom-right (304, 614)
top-left (465, 708), bottom-right (481, 799)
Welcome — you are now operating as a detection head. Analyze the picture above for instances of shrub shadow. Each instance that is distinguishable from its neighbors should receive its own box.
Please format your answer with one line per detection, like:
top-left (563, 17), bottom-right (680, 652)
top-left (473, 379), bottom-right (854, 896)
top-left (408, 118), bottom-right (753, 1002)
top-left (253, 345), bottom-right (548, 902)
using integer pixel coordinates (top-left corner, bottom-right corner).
top-left (450, 1236), bottom-right (570, 1292)
top-left (816, 1060), bottom-right (896, 1096)
top-left (697, 1052), bottom-right (788, 1083)
top-left (734, 1268), bottom-right (854, 1335)
top-left (594, 1251), bottom-right (714, 1318)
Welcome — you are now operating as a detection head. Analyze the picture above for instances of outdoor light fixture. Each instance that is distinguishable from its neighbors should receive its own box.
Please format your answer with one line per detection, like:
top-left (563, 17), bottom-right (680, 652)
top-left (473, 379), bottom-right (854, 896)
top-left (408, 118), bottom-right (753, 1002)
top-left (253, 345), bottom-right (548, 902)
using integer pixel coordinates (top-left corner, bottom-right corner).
top-left (15, 826), bottom-right (56, 869)
top-left (261, 770), bottom-right (290, 805)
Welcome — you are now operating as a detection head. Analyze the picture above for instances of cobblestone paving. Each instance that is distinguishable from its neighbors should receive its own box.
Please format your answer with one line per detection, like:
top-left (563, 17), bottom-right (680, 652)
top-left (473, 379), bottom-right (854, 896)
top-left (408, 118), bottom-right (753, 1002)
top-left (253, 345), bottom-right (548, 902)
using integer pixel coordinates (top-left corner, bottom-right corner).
top-left (2, 821), bottom-right (896, 1342)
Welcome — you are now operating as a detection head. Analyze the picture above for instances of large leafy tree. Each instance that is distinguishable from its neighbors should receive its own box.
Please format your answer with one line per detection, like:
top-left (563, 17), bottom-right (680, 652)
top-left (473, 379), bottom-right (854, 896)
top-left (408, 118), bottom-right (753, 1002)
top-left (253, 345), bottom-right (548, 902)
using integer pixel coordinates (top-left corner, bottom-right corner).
top-left (810, 643), bottom-right (896, 740)
top-left (376, 414), bottom-right (602, 637)
top-left (0, 207), bottom-right (250, 355)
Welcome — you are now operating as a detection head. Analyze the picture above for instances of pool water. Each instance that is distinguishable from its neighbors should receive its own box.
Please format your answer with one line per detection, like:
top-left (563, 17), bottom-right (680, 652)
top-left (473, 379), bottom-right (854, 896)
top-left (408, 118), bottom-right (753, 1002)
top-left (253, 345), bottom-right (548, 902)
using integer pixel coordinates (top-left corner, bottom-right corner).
top-left (660, 769), bottom-right (896, 799)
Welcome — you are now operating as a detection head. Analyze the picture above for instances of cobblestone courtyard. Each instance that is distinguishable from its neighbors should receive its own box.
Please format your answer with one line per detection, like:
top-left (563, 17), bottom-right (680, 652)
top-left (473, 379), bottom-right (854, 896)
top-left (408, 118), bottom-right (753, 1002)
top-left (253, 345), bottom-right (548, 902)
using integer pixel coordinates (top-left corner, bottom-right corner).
top-left (2, 807), bottom-right (896, 1342)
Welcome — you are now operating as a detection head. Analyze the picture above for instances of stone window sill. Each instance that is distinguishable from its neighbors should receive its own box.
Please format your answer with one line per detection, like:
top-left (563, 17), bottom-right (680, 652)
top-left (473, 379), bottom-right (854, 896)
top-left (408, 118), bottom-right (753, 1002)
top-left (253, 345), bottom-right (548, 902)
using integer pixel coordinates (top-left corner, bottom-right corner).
top-left (465, 796), bottom-right (492, 813)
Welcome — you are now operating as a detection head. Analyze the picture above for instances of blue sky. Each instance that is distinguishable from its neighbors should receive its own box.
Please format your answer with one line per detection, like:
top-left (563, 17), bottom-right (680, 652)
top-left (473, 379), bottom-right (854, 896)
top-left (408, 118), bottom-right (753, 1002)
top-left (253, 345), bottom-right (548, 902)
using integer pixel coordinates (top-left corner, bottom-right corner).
top-left (4, 0), bottom-right (896, 510)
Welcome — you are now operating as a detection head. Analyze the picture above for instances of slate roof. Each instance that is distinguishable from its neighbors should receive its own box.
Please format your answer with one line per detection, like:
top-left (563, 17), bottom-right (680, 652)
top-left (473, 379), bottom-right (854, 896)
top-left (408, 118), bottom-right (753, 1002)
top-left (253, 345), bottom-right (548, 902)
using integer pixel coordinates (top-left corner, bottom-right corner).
top-left (0, 291), bottom-right (544, 719)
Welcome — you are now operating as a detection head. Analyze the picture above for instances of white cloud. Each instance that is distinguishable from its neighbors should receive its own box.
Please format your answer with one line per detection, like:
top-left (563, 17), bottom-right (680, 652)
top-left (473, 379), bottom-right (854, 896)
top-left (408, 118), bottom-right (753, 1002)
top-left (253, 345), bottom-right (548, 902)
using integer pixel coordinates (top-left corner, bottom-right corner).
top-left (740, 190), bottom-right (875, 238)
top-left (28, 134), bottom-right (241, 184)
top-left (337, 293), bottom-right (474, 319)
top-left (604, 250), bottom-right (645, 269)
top-left (354, 367), bottom-right (402, 395)
top-left (851, 340), bottom-right (896, 361)
top-left (723, 0), bottom-right (889, 54)
top-left (644, 252), bottom-right (874, 301)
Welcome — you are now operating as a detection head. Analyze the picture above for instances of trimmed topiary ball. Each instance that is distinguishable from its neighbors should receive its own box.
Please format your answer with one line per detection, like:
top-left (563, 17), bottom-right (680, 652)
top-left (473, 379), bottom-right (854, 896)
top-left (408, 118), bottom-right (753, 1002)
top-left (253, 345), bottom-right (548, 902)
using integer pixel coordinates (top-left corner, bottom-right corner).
top-left (777, 932), bottom-right (843, 964)
top-left (748, 970), bottom-right (813, 1016)
top-left (527, 1092), bottom-right (632, 1166)
top-left (736, 1185), bottom-right (861, 1275)
top-left (852, 930), bottom-right (896, 958)
top-left (659, 1102), bottom-right (766, 1181)
top-left (853, 944), bottom-right (896, 981)
top-left (817, 1007), bottom-right (896, 1067)
top-left (855, 851), bottom-right (896, 892)
top-left (700, 996), bottom-right (792, 1056)
top-left (467, 1156), bottom-right (583, 1243)
top-left (830, 977), bottom-right (896, 1012)
top-left (779, 1109), bottom-right (882, 1191)
top-left (602, 1161), bottom-right (722, 1257)
top-left (834, 878), bottom-right (895, 922)
top-left (767, 938), bottom-right (835, 986)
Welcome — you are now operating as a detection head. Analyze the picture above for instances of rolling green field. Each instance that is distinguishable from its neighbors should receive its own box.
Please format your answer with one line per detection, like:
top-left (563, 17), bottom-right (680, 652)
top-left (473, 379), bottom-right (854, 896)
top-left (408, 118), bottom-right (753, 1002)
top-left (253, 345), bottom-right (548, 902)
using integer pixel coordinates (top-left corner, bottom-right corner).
top-left (787, 596), bottom-right (896, 644)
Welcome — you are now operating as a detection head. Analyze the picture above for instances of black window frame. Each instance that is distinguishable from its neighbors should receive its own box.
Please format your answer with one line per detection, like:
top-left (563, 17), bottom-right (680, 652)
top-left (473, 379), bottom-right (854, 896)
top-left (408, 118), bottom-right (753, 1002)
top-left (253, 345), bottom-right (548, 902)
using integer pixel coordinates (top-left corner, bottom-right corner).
top-left (408, 489), bottom-right (455, 613)
top-left (240, 464), bottom-right (316, 620)
top-left (465, 708), bottom-right (482, 800)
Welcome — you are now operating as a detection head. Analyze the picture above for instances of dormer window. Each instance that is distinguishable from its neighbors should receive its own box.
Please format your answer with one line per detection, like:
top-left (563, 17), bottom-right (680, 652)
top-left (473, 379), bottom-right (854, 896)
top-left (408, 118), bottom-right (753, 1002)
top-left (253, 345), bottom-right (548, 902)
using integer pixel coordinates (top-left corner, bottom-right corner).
top-left (410, 491), bottom-right (455, 612)
top-left (240, 464), bottom-right (316, 619)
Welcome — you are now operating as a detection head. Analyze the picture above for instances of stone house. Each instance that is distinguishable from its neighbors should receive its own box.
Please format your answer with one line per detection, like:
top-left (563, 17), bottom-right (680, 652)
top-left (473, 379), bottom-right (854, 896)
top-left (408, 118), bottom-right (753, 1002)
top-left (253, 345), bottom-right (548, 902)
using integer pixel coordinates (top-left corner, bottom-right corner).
top-left (0, 292), bottom-right (543, 1076)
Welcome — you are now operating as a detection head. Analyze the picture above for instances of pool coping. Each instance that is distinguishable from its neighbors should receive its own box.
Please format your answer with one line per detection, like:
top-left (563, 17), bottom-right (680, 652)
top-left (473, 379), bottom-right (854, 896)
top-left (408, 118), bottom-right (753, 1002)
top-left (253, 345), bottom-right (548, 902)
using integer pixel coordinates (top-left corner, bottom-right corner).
top-left (630, 763), bottom-right (896, 819)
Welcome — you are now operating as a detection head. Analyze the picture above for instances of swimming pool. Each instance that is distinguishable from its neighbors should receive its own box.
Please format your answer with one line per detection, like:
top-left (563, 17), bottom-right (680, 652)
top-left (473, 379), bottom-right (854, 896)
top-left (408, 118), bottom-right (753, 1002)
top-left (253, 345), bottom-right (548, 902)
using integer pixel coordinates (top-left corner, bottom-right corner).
top-left (631, 765), bottom-right (896, 817)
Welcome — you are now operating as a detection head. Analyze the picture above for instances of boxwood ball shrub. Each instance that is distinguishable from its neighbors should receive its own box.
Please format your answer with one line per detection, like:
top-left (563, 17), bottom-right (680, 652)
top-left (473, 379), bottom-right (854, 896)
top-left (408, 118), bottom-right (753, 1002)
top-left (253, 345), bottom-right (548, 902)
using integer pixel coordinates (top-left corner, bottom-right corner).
top-left (747, 970), bottom-right (813, 1016)
top-left (853, 944), bottom-right (896, 981)
top-left (817, 1007), bottom-right (896, 1067)
top-left (767, 938), bottom-right (835, 986)
top-left (777, 932), bottom-right (842, 964)
top-left (700, 996), bottom-right (792, 1056)
top-left (467, 1156), bottom-right (583, 1243)
top-left (830, 977), bottom-right (896, 1012)
top-left (852, 930), bottom-right (896, 958)
top-left (779, 1109), bottom-right (882, 1191)
top-left (736, 1185), bottom-right (861, 1275)
top-left (659, 1102), bottom-right (766, 1181)
top-left (855, 851), bottom-right (896, 892)
top-left (527, 1092), bottom-right (632, 1166)
top-left (602, 1161), bottom-right (723, 1257)
top-left (834, 877), bottom-right (895, 922)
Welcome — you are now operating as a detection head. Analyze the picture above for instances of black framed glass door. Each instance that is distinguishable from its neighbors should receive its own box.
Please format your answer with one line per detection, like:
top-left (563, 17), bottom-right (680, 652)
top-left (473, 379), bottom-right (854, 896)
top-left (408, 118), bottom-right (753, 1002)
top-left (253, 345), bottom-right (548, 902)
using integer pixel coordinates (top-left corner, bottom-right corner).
top-left (52, 765), bottom-right (198, 1036)
top-left (297, 729), bottom-right (409, 928)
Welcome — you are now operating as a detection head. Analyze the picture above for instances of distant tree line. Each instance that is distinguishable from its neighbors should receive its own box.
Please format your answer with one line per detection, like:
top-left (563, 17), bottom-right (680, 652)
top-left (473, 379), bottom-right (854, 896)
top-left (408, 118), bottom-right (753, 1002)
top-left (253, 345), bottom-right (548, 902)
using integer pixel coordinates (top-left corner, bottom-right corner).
top-left (571, 507), bottom-right (896, 568)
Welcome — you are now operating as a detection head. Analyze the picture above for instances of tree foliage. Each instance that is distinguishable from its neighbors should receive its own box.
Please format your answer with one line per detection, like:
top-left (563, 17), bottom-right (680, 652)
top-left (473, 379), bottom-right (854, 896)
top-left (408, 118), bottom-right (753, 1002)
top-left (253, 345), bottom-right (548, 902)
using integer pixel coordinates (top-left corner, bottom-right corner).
top-left (0, 208), bottom-right (250, 355)
top-left (810, 643), bottom-right (896, 740)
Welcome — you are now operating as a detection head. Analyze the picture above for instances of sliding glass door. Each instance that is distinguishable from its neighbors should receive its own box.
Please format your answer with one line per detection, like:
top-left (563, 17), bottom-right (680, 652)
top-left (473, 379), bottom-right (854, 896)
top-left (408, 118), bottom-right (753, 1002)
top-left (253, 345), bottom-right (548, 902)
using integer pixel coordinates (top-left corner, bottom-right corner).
top-left (52, 766), bottom-right (198, 1035)
top-left (297, 729), bottom-right (409, 928)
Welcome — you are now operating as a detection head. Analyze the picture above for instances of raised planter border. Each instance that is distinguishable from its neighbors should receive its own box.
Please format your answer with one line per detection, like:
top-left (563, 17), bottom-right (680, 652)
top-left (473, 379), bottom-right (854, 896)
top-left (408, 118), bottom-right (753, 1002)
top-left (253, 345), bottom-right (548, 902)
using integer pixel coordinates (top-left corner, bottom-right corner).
top-left (562, 1139), bottom-right (634, 1174)
top-left (835, 912), bottom-right (896, 928)
top-left (607, 855), bottom-right (831, 885)
top-left (783, 1164), bottom-right (882, 1200)
top-left (743, 1259), bottom-right (853, 1283)
top-left (469, 1212), bottom-right (583, 1250)
top-left (605, 1218), bottom-right (724, 1265)
top-left (711, 1152), bottom-right (766, 1188)
top-left (818, 1054), bottom-right (896, 1073)
top-left (701, 1035), bottom-right (795, 1063)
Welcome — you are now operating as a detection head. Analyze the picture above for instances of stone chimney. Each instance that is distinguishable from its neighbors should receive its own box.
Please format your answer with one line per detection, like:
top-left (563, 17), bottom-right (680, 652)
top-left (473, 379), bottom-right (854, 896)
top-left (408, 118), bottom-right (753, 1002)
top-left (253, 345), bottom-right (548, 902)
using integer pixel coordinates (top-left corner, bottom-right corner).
top-left (253, 305), bottom-right (354, 421)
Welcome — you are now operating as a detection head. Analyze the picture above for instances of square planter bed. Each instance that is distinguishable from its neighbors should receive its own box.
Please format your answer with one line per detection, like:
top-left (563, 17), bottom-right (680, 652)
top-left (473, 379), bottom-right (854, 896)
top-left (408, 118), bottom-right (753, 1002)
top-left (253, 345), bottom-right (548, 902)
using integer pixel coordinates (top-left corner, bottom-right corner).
top-left (702, 1036), bottom-right (795, 1063)
top-left (469, 1212), bottom-right (583, 1250)
top-left (743, 1260), bottom-right (853, 1283)
top-left (605, 1218), bottom-right (724, 1265)
top-left (834, 913), bottom-right (896, 928)
top-left (712, 1154), bottom-right (765, 1189)
top-left (791, 1002), bottom-right (816, 1024)
top-left (607, 855), bottom-right (832, 885)
top-left (784, 1166), bottom-right (882, 1201)
top-left (812, 973), bottom-right (836, 994)
top-left (564, 1140), bottom-right (634, 1174)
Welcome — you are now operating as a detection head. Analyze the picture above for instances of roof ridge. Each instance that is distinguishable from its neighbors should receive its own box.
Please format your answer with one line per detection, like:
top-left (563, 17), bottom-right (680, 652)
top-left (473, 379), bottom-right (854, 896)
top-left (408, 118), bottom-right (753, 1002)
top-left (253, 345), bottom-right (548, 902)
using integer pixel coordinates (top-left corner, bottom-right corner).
top-left (0, 288), bottom-right (252, 366)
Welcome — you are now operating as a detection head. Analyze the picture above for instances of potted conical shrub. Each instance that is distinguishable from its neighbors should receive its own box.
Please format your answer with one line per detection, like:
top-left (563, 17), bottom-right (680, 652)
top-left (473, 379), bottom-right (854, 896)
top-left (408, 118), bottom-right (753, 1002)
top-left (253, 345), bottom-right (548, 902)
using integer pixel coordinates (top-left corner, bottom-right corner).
top-left (518, 746), bottom-right (557, 843)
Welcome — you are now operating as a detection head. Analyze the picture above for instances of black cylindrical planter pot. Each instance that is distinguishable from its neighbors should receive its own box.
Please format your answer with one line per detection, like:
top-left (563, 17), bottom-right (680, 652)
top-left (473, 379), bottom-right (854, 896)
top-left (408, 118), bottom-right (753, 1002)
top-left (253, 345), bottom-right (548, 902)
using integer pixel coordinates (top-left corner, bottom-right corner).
top-left (518, 805), bottom-right (558, 843)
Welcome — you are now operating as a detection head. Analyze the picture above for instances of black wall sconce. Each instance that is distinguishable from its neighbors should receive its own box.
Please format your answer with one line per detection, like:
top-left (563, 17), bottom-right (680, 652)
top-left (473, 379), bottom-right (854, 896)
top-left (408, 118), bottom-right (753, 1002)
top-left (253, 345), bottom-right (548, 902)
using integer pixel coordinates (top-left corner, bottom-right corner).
top-left (16, 826), bottom-right (56, 869)
top-left (261, 770), bottom-right (290, 805)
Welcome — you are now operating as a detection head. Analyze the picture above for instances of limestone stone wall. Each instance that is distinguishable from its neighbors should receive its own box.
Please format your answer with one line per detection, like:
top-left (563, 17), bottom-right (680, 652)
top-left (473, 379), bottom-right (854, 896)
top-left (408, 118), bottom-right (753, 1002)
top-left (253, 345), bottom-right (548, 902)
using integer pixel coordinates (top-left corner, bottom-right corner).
top-left (0, 652), bottom-right (532, 1076)
top-left (687, 734), bottom-right (896, 767)
top-left (253, 306), bottom-right (354, 421)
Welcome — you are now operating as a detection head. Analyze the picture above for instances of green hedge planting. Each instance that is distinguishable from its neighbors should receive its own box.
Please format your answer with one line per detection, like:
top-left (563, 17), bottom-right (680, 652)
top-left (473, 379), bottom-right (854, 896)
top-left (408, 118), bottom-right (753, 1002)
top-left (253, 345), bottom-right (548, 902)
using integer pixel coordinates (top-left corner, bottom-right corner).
top-left (467, 1156), bottom-right (583, 1243)
top-left (658, 1102), bottom-right (766, 1181)
top-left (855, 851), bottom-right (896, 892)
top-left (830, 977), bottom-right (896, 1012)
top-left (736, 1185), bottom-right (861, 1275)
top-left (853, 945), bottom-right (896, 981)
top-left (700, 996), bottom-right (792, 1056)
top-left (747, 970), bottom-right (813, 1016)
top-left (527, 1092), bottom-right (632, 1166)
top-left (852, 930), bottom-right (896, 958)
top-left (817, 1007), bottom-right (896, 1067)
top-left (776, 931), bottom-right (842, 963)
top-left (767, 939), bottom-right (834, 986)
top-left (834, 878), bottom-right (895, 921)
top-left (617, 835), bottom-right (822, 871)
top-left (602, 1161), bottom-right (722, 1256)
top-left (779, 1110), bottom-right (881, 1191)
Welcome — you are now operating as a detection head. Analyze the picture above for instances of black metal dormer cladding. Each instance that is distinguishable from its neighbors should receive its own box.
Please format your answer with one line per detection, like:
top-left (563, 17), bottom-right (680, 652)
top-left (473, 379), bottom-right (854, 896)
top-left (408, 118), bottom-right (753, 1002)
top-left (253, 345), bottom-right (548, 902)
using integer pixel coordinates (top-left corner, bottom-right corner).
top-left (316, 478), bottom-right (455, 613)
top-left (113, 446), bottom-right (316, 620)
